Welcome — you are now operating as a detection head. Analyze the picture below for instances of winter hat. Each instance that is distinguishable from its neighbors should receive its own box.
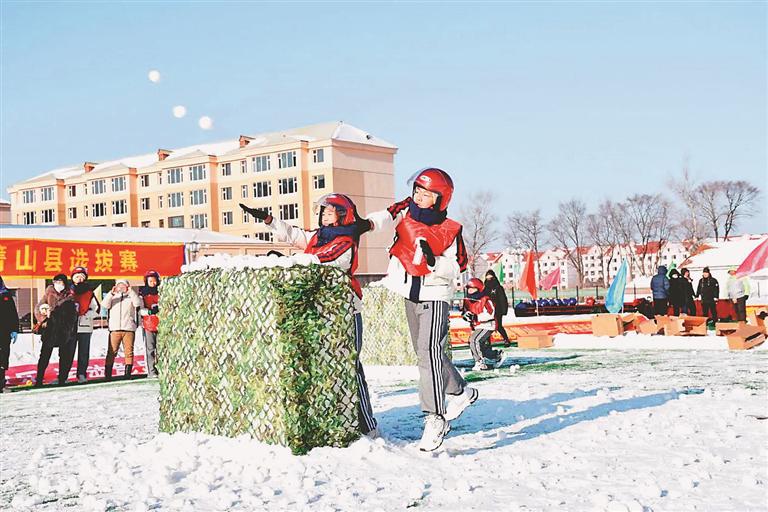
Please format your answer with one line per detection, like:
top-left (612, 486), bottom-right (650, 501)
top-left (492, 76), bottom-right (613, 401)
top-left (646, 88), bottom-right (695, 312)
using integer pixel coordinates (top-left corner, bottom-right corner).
top-left (53, 273), bottom-right (68, 285)
top-left (703, 267), bottom-right (711, 273)
top-left (669, 269), bottom-right (680, 278)
top-left (71, 266), bottom-right (88, 280)
top-left (116, 278), bottom-right (130, 286)
top-left (727, 267), bottom-right (737, 275)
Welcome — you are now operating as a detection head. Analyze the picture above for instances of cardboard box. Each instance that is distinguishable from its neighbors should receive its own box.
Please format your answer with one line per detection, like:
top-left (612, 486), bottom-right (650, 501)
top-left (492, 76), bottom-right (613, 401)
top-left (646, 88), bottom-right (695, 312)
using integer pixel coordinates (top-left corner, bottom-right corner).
top-left (637, 319), bottom-right (661, 335)
top-left (591, 314), bottom-right (624, 337)
top-left (747, 308), bottom-right (767, 334)
top-left (726, 325), bottom-right (766, 350)
top-left (621, 313), bottom-right (642, 332)
top-left (682, 316), bottom-right (709, 336)
top-left (517, 333), bottom-right (554, 349)
top-left (715, 322), bottom-right (741, 336)
top-left (663, 316), bottom-right (685, 336)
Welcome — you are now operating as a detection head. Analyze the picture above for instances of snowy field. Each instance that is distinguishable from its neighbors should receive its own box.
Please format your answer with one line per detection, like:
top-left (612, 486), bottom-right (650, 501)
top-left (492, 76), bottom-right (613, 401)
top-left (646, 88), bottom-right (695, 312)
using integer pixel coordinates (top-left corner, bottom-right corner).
top-left (1, 346), bottom-right (767, 511)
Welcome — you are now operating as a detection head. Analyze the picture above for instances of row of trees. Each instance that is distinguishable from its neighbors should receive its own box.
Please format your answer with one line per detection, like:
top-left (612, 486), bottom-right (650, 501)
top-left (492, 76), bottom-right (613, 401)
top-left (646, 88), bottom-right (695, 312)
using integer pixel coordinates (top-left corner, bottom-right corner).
top-left (459, 169), bottom-right (762, 286)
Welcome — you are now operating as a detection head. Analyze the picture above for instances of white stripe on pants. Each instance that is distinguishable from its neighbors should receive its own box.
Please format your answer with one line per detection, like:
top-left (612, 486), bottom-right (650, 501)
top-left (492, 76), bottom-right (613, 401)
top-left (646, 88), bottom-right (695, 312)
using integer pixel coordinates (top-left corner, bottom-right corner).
top-left (354, 312), bottom-right (377, 433)
top-left (404, 300), bottom-right (466, 415)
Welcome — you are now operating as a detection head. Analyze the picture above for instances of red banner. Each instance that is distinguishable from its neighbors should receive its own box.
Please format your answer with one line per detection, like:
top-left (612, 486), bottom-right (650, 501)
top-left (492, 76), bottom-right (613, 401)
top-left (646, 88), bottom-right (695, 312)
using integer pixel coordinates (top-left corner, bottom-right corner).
top-left (0, 238), bottom-right (184, 279)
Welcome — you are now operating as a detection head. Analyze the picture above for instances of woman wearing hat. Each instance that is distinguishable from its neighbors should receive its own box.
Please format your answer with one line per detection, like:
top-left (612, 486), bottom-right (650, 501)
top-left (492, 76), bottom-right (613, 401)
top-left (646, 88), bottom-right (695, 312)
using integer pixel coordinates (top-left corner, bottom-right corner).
top-left (70, 267), bottom-right (99, 383)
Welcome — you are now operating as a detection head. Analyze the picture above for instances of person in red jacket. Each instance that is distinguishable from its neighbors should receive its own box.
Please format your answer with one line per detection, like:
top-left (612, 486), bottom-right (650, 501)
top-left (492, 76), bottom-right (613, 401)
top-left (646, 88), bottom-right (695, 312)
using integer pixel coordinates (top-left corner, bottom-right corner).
top-left (240, 194), bottom-right (378, 437)
top-left (461, 278), bottom-right (503, 370)
top-left (70, 267), bottom-right (99, 383)
top-left (139, 270), bottom-right (161, 379)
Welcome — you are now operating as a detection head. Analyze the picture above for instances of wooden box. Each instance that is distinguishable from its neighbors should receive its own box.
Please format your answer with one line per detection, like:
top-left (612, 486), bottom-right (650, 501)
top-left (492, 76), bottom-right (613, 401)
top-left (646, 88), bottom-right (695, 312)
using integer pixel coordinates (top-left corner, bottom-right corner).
top-left (637, 319), bottom-right (661, 335)
top-left (726, 325), bottom-right (766, 350)
top-left (591, 314), bottom-right (624, 337)
top-left (517, 333), bottom-right (554, 349)
top-left (715, 322), bottom-right (741, 336)
top-left (682, 316), bottom-right (709, 336)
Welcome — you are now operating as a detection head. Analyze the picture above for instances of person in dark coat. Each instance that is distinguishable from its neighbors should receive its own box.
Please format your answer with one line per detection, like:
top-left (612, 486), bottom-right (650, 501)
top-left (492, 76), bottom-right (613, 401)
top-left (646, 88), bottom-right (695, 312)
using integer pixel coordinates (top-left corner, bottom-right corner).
top-left (34, 274), bottom-right (79, 386)
top-left (483, 269), bottom-right (510, 344)
top-left (0, 276), bottom-right (20, 393)
top-left (668, 269), bottom-right (686, 316)
top-left (650, 265), bottom-right (670, 316)
top-left (679, 268), bottom-right (697, 315)
top-left (696, 267), bottom-right (720, 322)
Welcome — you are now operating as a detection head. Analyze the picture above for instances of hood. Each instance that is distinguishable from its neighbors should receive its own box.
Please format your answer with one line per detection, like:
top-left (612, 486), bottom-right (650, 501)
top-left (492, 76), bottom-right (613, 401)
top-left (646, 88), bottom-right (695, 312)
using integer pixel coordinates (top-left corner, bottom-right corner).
top-left (657, 266), bottom-right (667, 275)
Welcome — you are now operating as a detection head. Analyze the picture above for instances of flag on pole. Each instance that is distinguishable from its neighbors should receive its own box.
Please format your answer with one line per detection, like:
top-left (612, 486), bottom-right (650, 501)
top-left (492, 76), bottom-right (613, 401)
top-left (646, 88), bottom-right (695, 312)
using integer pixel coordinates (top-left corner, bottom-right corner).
top-left (605, 259), bottom-right (628, 314)
top-left (496, 259), bottom-right (505, 285)
top-left (539, 267), bottom-right (561, 290)
top-left (518, 251), bottom-right (538, 300)
top-left (736, 238), bottom-right (768, 277)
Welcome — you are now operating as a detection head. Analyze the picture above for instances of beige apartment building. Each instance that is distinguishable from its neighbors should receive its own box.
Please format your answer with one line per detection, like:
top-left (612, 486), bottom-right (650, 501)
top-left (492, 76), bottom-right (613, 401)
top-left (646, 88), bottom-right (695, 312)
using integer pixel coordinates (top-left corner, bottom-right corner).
top-left (6, 122), bottom-right (397, 276)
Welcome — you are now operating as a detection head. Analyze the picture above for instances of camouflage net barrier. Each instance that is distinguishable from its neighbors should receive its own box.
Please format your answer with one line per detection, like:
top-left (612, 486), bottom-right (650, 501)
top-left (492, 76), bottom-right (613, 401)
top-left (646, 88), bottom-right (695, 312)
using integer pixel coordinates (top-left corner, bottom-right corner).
top-left (157, 265), bottom-right (360, 455)
top-left (361, 285), bottom-right (418, 366)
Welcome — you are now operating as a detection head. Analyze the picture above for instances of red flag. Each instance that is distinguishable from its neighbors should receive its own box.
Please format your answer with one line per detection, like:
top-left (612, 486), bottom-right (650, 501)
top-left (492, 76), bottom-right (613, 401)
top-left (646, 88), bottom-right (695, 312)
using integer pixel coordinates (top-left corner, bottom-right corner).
top-left (518, 251), bottom-right (538, 300)
top-left (540, 266), bottom-right (561, 290)
top-left (736, 238), bottom-right (768, 277)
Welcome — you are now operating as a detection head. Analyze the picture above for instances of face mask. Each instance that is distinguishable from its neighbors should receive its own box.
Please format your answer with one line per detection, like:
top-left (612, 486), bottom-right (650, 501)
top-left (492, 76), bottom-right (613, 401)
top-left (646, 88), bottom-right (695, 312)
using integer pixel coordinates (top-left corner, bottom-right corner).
top-left (54, 283), bottom-right (65, 292)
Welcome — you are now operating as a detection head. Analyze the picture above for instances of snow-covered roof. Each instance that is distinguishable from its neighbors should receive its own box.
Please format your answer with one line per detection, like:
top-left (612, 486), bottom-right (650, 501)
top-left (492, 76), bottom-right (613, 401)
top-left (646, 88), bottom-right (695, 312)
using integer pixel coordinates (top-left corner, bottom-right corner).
top-left (0, 225), bottom-right (268, 245)
top-left (681, 235), bottom-right (768, 270)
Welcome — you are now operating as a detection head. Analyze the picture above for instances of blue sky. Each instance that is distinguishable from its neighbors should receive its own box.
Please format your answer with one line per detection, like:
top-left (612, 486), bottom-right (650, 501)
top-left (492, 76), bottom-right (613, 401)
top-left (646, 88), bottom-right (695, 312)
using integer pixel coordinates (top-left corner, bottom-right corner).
top-left (2, 2), bottom-right (765, 234)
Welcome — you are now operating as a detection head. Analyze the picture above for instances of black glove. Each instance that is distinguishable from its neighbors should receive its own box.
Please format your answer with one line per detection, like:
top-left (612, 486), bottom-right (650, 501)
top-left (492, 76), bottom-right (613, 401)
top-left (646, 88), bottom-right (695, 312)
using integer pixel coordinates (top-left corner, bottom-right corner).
top-left (239, 203), bottom-right (270, 222)
top-left (150, 304), bottom-right (159, 315)
top-left (462, 311), bottom-right (475, 323)
top-left (353, 209), bottom-right (373, 236)
top-left (419, 239), bottom-right (436, 267)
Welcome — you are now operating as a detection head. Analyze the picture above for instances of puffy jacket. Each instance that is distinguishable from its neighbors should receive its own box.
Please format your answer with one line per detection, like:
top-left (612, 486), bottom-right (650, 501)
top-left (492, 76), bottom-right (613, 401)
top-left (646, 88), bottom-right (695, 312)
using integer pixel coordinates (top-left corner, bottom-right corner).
top-left (650, 266), bottom-right (670, 300)
top-left (483, 277), bottom-right (508, 316)
top-left (462, 295), bottom-right (495, 331)
top-left (0, 290), bottom-right (19, 335)
top-left (668, 275), bottom-right (687, 306)
top-left (696, 277), bottom-right (720, 302)
top-left (727, 276), bottom-right (750, 301)
top-left (103, 289), bottom-right (142, 331)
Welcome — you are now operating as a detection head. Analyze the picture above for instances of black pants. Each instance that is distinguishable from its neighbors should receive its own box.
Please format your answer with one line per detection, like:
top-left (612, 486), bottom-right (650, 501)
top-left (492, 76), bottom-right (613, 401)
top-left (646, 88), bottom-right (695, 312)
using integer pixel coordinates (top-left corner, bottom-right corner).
top-left (653, 299), bottom-right (669, 316)
top-left (671, 303), bottom-right (683, 316)
top-left (0, 332), bottom-right (11, 391)
top-left (734, 296), bottom-right (748, 322)
top-left (494, 312), bottom-right (509, 342)
top-left (37, 336), bottom-right (77, 385)
top-left (701, 301), bottom-right (717, 322)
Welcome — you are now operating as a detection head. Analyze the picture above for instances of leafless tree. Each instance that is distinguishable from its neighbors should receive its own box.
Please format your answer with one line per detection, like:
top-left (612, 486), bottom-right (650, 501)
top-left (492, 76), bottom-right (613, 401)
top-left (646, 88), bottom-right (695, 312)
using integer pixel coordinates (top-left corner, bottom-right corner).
top-left (617, 194), bottom-right (672, 277)
top-left (668, 157), bottom-right (707, 247)
top-left (459, 191), bottom-right (499, 276)
top-left (722, 181), bottom-right (761, 239)
top-left (548, 199), bottom-right (588, 286)
top-left (587, 200), bottom-right (622, 286)
top-left (696, 181), bottom-right (725, 241)
top-left (505, 209), bottom-right (546, 282)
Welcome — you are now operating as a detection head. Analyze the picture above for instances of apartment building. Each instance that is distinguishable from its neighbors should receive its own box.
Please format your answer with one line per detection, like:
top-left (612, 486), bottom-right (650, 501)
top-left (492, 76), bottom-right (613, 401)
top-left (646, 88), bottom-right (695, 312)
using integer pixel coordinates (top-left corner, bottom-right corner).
top-left (7, 122), bottom-right (397, 275)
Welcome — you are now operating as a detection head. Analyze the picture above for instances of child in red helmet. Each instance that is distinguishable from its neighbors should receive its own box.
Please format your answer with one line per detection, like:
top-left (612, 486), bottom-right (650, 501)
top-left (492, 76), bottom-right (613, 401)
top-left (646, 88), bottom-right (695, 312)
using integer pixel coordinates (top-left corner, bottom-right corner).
top-left (361, 167), bottom-right (477, 451)
top-left (139, 270), bottom-right (161, 379)
top-left (462, 278), bottom-right (503, 370)
top-left (70, 266), bottom-right (99, 383)
top-left (240, 194), bottom-right (378, 438)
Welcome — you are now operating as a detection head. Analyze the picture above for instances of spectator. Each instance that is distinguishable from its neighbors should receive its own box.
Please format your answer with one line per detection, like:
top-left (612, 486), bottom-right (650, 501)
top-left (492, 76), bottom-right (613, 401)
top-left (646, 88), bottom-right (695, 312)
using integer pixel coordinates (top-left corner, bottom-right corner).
top-left (35, 273), bottom-right (78, 386)
top-left (679, 268), bottom-right (697, 315)
top-left (103, 279), bottom-right (142, 380)
top-left (726, 268), bottom-right (750, 322)
top-left (139, 270), bottom-right (161, 379)
top-left (483, 269), bottom-right (510, 345)
top-left (69, 267), bottom-right (99, 383)
top-left (650, 265), bottom-right (670, 316)
top-left (696, 266), bottom-right (720, 323)
top-left (462, 278), bottom-right (502, 370)
top-left (0, 276), bottom-right (20, 393)
top-left (668, 269), bottom-right (685, 316)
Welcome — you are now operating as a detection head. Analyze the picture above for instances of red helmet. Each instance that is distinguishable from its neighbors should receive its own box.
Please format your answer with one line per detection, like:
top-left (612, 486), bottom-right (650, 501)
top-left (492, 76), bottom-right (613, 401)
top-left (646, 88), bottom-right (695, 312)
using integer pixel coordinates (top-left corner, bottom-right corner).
top-left (314, 193), bottom-right (357, 226)
top-left (71, 266), bottom-right (88, 280)
top-left (407, 167), bottom-right (454, 211)
top-left (466, 277), bottom-right (484, 292)
top-left (144, 269), bottom-right (161, 285)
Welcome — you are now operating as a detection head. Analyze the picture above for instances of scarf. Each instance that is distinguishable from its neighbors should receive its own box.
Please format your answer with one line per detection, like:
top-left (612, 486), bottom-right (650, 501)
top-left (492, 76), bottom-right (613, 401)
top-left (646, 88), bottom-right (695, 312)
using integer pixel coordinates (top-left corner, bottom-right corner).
top-left (467, 291), bottom-right (484, 301)
top-left (72, 282), bottom-right (91, 295)
top-left (408, 203), bottom-right (447, 226)
top-left (140, 285), bottom-right (159, 296)
top-left (316, 224), bottom-right (358, 247)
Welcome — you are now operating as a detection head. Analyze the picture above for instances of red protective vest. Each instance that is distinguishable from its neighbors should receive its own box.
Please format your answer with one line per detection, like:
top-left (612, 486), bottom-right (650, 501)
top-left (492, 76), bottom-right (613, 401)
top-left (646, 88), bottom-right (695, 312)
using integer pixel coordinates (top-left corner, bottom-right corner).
top-left (390, 214), bottom-right (463, 276)
top-left (305, 234), bottom-right (363, 299)
top-left (73, 290), bottom-right (94, 316)
top-left (462, 296), bottom-right (494, 329)
top-left (141, 293), bottom-right (160, 332)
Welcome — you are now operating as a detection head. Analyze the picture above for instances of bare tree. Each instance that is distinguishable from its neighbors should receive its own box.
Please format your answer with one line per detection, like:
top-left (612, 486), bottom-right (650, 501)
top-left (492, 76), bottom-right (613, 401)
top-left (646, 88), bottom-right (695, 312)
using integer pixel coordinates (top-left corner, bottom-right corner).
top-left (618, 194), bottom-right (672, 277)
top-left (548, 199), bottom-right (587, 286)
top-left (668, 157), bottom-right (707, 246)
top-left (587, 200), bottom-right (622, 286)
top-left (722, 181), bottom-right (761, 239)
top-left (505, 209), bottom-right (546, 282)
top-left (459, 191), bottom-right (499, 276)
top-left (696, 181), bottom-right (724, 241)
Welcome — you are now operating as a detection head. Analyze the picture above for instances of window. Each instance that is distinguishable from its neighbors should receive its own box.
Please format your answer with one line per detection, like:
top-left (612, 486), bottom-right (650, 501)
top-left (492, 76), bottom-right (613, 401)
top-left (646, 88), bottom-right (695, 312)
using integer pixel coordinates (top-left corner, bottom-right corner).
top-left (67, 207), bottom-right (77, 220)
top-left (111, 176), bottom-right (126, 192)
top-left (112, 199), bottom-right (127, 215)
top-left (113, 222), bottom-right (126, 227)
top-left (157, 172), bottom-right (163, 185)
top-left (242, 209), bottom-right (250, 223)
top-left (313, 175), bottom-right (326, 189)
top-left (190, 213), bottom-right (208, 229)
top-left (23, 211), bottom-right (36, 224)
top-left (254, 181), bottom-right (272, 198)
top-left (41, 187), bottom-right (54, 201)
top-left (189, 164), bottom-right (207, 181)
top-left (141, 220), bottom-right (151, 228)
top-left (92, 203), bottom-right (107, 217)
top-left (221, 162), bottom-right (231, 176)
top-left (240, 160), bottom-right (247, 174)
top-left (168, 215), bottom-right (184, 228)
top-left (189, 189), bottom-right (208, 206)
top-left (167, 168), bottom-right (183, 184)
top-left (278, 151), bottom-right (297, 169)
top-left (140, 198), bottom-right (150, 210)
top-left (84, 206), bottom-right (89, 218)
top-left (67, 185), bottom-right (77, 198)
top-left (221, 187), bottom-right (233, 200)
top-left (83, 183), bottom-right (88, 195)
top-left (278, 177), bottom-right (298, 195)
top-left (312, 148), bottom-right (324, 163)
top-left (168, 192), bottom-right (183, 208)
top-left (279, 203), bottom-right (299, 221)
top-left (241, 185), bottom-right (249, 198)
top-left (91, 180), bottom-right (106, 195)
top-left (253, 155), bottom-right (270, 173)
top-left (254, 232), bottom-right (274, 242)
top-left (22, 190), bottom-right (36, 203)
top-left (140, 175), bottom-right (150, 187)
top-left (42, 209), bottom-right (55, 223)
top-left (222, 211), bottom-right (233, 225)
top-left (158, 219), bottom-right (164, 228)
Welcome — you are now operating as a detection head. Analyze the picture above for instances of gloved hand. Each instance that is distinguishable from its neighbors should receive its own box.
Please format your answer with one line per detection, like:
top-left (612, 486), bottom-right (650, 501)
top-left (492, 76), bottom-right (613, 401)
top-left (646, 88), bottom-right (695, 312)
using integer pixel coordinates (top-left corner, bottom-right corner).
top-left (419, 239), bottom-right (436, 267)
top-left (353, 209), bottom-right (373, 236)
top-left (461, 312), bottom-right (475, 323)
top-left (387, 196), bottom-right (412, 217)
top-left (150, 304), bottom-right (159, 315)
top-left (239, 203), bottom-right (271, 223)
top-left (10, 331), bottom-right (18, 344)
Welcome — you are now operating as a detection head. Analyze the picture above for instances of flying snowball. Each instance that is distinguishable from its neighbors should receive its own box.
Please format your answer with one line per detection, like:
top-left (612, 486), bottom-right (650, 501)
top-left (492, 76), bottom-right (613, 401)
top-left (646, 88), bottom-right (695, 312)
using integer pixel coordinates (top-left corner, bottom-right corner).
top-left (172, 105), bottom-right (187, 118)
top-left (198, 116), bottom-right (213, 130)
top-left (148, 70), bottom-right (161, 83)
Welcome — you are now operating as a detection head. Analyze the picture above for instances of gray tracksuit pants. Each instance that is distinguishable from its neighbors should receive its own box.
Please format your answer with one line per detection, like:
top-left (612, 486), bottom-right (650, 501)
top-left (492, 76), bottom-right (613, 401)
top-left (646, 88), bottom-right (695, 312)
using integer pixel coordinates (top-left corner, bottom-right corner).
top-left (353, 313), bottom-right (377, 433)
top-left (143, 330), bottom-right (158, 377)
top-left (404, 300), bottom-right (466, 415)
top-left (468, 328), bottom-right (495, 363)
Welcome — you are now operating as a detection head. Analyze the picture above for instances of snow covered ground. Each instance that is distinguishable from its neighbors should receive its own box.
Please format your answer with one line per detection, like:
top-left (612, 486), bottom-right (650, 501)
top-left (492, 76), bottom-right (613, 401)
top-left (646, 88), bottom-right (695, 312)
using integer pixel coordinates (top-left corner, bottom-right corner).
top-left (1, 346), bottom-right (767, 511)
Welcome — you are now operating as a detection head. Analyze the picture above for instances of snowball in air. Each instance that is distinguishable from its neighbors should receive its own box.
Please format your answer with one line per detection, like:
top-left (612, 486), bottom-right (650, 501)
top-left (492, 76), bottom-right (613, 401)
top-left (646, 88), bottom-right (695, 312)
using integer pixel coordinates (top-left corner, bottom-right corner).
top-left (148, 70), bottom-right (161, 83)
top-left (198, 116), bottom-right (213, 130)
top-left (172, 106), bottom-right (187, 118)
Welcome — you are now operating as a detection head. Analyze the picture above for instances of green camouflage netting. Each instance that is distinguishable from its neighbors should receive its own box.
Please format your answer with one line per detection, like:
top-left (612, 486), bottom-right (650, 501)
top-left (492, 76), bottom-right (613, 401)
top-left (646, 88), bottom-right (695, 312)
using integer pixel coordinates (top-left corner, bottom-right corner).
top-left (360, 286), bottom-right (417, 366)
top-left (157, 265), bottom-right (360, 455)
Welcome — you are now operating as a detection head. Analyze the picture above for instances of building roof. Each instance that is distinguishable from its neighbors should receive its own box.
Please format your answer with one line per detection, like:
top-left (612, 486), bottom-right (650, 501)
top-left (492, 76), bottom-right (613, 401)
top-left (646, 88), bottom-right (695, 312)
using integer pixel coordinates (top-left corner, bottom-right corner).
top-left (11, 122), bottom-right (396, 188)
top-left (0, 225), bottom-right (268, 245)
top-left (680, 235), bottom-right (768, 270)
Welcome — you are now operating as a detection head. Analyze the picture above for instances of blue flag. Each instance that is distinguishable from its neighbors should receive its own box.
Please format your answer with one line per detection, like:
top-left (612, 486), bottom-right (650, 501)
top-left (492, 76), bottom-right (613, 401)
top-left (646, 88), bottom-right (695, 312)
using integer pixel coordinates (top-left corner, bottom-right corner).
top-left (605, 259), bottom-right (628, 314)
